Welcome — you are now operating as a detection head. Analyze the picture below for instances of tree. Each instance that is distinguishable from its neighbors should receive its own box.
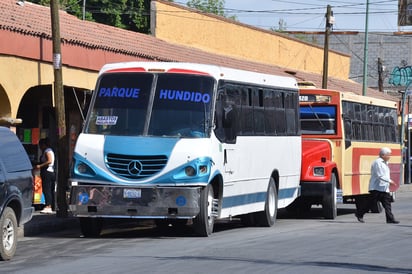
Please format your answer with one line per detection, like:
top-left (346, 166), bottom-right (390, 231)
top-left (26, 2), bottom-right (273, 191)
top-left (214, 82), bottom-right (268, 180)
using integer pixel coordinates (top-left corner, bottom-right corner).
top-left (88, 0), bottom-right (128, 29)
top-left (270, 18), bottom-right (287, 32)
top-left (31, 0), bottom-right (175, 34)
top-left (186, 0), bottom-right (226, 17)
top-left (30, 0), bottom-right (88, 19)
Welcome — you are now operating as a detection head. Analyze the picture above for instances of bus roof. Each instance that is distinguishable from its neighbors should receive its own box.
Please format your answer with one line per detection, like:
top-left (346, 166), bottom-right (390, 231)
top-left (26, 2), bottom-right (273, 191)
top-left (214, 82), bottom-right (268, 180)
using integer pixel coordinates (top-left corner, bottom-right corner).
top-left (300, 88), bottom-right (398, 109)
top-left (99, 62), bottom-right (298, 90)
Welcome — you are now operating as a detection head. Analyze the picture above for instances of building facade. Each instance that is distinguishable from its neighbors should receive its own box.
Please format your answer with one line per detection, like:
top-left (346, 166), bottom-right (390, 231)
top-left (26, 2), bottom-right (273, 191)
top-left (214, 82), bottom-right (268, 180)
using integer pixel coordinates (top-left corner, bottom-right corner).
top-left (287, 31), bottom-right (412, 93)
top-left (0, 0), bottom-right (399, 164)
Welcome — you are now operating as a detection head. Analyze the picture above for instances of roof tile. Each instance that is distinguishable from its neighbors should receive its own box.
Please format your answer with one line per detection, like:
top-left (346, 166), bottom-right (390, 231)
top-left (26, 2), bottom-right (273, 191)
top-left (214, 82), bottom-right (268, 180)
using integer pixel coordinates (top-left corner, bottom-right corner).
top-left (0, 0), bottom-right (398, 101)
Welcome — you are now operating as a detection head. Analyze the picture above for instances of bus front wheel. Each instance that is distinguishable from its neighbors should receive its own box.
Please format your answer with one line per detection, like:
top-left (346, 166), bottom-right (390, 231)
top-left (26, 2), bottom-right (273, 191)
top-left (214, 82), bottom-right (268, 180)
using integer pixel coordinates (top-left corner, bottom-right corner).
top-left (193, 184), bottom-right (216, 237)
top-left (322, 173), bottom-right (337, 219)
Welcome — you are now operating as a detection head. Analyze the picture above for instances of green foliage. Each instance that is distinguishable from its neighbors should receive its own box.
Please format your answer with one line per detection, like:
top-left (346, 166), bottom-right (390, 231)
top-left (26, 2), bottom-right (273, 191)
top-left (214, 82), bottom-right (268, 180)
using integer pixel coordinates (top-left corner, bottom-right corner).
top-left (270, 18), bottom-right (287, 33)
top-left (88, 0), bottom-right (127, 29)
top-left (30, 0), bottom-right (235, 33)
top-left (30, 0), bottom-right (175, 33)
top-left (187, 0), bottom-right (226, 17)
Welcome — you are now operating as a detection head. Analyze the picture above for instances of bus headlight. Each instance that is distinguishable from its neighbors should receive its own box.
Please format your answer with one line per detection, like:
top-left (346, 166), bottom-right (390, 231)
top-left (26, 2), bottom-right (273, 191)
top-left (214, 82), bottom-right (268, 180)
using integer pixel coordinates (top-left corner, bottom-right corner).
top-left (76, 162), bottom-right (96, 176)
top-left (199, 165), bottom-right (208, 174)
top-left (313, 167), bottom-right (325, 176)
top-left (185, 166), bottom-right (196, 176)
top-left (172, 158), bottom-right (212, 181)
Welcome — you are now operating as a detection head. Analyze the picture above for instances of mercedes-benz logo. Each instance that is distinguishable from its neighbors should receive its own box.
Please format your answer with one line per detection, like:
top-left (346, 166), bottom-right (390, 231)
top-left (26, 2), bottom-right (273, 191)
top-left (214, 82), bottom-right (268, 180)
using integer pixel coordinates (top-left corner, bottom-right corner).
top-left (127, 160), bottom-right (142, 176)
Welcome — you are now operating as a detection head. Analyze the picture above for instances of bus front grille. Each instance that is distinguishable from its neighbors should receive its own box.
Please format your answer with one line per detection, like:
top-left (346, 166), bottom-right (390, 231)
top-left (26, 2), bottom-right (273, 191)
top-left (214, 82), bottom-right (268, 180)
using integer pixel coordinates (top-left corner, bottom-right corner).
top-left (105, 153), bottom-right (168, 179)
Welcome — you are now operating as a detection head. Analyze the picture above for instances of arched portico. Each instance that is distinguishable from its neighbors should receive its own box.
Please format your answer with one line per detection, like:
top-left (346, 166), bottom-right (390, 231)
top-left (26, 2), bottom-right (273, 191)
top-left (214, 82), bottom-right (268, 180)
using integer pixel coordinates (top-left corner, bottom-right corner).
top-left (0, 85), bottom-right (13, 125)
top-left (16, 84), bottom-right (91, 163)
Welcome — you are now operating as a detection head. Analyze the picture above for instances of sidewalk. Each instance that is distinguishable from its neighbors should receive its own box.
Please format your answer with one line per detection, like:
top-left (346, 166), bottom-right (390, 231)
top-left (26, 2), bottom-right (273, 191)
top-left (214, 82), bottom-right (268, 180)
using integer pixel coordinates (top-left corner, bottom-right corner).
top-left (398, 182), bottom-right (412, 193)
top-left (20, 183), bottom-right (412, 238)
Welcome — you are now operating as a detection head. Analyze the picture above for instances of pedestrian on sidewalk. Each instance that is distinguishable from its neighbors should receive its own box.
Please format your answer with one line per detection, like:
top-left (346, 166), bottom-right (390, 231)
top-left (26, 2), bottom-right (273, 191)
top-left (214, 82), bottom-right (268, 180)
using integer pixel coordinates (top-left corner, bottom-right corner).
top-left (35, 138), bottom-right (56, 214)
top-left (355, 147), bottom-right (399, 224)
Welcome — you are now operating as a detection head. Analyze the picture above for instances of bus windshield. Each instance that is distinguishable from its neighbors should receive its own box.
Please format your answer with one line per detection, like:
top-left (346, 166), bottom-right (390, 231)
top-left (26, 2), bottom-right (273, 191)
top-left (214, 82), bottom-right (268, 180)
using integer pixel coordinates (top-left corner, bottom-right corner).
top-left (300, 105), bottom-right (337, 135)
top-left (85, 72), bottom-right (215, 138)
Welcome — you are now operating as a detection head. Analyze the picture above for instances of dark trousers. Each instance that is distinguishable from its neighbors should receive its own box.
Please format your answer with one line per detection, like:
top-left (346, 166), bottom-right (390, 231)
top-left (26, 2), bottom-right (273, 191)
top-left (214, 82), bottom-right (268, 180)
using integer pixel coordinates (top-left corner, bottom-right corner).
top-left (41, 170), bottom-right (56, 209)
top-left (356, 190), bottom-right (395, 222)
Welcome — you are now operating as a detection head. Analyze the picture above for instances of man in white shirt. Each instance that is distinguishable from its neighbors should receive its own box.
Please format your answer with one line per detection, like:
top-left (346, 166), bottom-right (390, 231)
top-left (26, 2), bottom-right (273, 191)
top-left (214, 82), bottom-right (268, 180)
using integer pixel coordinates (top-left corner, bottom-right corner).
top-left (355, 147), bottom-right (399, 224)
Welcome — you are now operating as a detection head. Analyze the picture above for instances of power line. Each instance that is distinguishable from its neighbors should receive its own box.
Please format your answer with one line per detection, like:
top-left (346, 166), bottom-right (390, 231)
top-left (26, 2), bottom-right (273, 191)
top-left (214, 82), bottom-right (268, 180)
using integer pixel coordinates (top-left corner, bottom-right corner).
top-left (219, 0), bottom-right (404, 31)
top-left (68, 1), bottom-right (409, 32)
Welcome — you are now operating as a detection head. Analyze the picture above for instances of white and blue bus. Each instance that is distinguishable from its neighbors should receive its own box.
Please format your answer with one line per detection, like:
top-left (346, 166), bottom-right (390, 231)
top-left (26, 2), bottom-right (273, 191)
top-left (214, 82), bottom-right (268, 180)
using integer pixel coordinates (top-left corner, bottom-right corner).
top-left (69, 62), bottom-right (301, 237)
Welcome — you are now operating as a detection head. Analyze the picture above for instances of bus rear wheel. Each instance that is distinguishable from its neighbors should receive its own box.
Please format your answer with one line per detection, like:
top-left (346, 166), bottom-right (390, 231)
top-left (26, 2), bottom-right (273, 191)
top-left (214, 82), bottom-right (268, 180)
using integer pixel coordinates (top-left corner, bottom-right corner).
top-left (322, 173), bottom-right (337, 219)
top-left (255, 178), bottom-right (277, 227)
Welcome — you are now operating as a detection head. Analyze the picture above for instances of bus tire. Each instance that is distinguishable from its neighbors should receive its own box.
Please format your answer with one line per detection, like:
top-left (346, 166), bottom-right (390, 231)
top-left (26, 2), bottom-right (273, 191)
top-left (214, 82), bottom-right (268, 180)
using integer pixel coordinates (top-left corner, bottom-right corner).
top-left (0, 207), bottom-right (18, 261)
top-left (79, 217), bottom-right (103, 238)
top-left (193, 184), bottom-right (215, 237)
top-left (255, 178), bottom-right (277, 227)
top-left (322, 173), bottom-right (337, 219)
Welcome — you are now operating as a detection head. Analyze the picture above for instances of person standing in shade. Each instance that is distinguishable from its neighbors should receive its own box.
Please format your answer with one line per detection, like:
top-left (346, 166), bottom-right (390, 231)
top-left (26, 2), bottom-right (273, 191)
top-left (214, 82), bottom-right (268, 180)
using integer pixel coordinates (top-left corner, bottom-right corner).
top-left (36, 138), bottom-right (56, 214)
top-left (355, 147), bottom-right (399, 224)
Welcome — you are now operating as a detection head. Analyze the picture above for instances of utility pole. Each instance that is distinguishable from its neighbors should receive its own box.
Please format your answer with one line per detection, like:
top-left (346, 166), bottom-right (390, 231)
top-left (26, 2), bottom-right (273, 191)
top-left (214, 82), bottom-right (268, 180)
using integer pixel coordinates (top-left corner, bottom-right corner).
top-left (322, 5), bottom-right (333, 89)
top-left (50, 0), bottom-right (68, 217)
top-left (82, 0), bottom-right (86, 20)
top-left (362, 0), bottom-right (370, 96)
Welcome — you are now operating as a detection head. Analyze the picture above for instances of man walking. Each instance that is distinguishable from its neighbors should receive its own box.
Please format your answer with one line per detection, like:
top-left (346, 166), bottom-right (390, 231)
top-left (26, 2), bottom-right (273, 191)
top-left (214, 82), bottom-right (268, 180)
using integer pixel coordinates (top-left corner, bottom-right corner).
top-left (355, 147), bottom-right (399, 224)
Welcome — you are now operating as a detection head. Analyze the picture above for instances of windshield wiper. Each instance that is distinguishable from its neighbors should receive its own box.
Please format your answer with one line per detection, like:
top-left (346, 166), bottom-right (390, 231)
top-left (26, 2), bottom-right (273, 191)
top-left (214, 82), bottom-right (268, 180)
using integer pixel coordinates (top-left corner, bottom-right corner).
top-left (307, 104), bottom-right (327, 131)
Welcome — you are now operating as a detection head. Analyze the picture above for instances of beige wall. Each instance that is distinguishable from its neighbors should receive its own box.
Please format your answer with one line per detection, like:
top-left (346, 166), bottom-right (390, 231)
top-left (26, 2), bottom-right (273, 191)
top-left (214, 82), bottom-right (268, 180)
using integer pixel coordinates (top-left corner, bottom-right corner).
top-left (152, 1), bottom-right (350, 80)
top-left (0, 56), bottom-right (97, 119)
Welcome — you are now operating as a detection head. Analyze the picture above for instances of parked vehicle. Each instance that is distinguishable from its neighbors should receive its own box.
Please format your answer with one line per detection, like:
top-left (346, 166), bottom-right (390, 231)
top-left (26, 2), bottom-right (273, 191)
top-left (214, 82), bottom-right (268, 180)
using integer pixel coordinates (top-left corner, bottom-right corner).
top-left (68, 62), bottom-right (301, 237)
top-left (297, 88), bottom-right (401, 219)
top-left (0, 127), bottom-right (34, 260)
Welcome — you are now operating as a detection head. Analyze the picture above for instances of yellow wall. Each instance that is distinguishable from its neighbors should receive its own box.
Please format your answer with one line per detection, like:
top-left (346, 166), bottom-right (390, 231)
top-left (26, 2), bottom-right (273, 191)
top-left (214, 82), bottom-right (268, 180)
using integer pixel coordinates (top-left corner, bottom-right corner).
top-left (0, 56), bottom-right (97, 119)
top-left (152, 1), bottom-right (351, 80)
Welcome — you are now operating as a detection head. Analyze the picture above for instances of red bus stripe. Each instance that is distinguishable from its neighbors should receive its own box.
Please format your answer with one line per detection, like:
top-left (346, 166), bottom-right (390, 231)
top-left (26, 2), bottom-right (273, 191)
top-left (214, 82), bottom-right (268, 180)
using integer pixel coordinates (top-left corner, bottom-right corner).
top-left (352, 147), bottom-right (401, 195)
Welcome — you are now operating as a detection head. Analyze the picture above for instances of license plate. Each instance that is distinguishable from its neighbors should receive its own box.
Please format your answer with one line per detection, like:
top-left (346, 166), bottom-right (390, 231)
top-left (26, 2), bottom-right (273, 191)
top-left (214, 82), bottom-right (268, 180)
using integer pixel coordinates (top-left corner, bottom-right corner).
top-left (123, 189), bottom-right (141, 199)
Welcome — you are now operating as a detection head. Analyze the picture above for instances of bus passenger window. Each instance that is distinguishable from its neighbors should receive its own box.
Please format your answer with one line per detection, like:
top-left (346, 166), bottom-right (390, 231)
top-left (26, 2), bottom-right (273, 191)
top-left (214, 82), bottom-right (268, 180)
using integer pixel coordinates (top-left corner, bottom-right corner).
top-left (344, 118), bottom-right (352, 140)
top-left (223, 103), bottom-right (237, 142)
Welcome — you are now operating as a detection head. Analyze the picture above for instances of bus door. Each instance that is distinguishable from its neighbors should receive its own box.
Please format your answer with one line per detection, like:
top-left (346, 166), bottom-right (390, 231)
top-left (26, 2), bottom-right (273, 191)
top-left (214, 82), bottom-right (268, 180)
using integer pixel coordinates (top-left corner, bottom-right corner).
top-left (223, 145), bottom-right (236, 175)
top-left (215, 87), bottom-right (239, 177)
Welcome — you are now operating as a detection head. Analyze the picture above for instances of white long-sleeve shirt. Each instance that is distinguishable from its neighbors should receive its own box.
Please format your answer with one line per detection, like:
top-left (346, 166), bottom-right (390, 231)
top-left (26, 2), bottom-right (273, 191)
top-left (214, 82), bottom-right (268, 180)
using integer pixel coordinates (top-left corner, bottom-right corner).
top-left (368, 157), bottom-right (391, 193)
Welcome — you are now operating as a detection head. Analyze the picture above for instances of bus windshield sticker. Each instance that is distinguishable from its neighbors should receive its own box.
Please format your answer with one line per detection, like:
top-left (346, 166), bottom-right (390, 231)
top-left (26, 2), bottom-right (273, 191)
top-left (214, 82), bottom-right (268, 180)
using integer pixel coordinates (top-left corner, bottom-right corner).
top-left (96, 116), bottom-right (118, 125)
top-left (98, 87), bottom-right (140, 99)
top-left (158, 89), bottom-right (211, 104)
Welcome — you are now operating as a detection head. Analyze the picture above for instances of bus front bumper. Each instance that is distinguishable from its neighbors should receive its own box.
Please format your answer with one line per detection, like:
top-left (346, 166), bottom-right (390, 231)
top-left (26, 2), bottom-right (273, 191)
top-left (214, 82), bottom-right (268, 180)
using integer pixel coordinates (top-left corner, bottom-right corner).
top-left (300, 181), bottom-right (332, 197)
top-left (69, 185), bottom-right (201, 219)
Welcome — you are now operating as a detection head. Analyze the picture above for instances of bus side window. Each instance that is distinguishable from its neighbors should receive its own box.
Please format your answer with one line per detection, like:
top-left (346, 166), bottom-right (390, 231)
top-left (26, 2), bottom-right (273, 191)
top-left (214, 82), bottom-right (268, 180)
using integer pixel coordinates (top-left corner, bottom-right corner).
top-left (214, 93), bottom-right (226, 142)
top-left (222, 102), bottom-right (237, 143)
top-left (343, 116), bottom-right (352, 148)
top-left (215, 90), bottom-right (237, 143)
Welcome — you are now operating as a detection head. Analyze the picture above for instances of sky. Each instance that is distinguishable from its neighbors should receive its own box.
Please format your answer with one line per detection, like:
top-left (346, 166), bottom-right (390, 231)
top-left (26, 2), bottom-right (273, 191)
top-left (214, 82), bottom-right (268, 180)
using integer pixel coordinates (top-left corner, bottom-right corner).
top-left (183, 0), bottom-right (412, 32)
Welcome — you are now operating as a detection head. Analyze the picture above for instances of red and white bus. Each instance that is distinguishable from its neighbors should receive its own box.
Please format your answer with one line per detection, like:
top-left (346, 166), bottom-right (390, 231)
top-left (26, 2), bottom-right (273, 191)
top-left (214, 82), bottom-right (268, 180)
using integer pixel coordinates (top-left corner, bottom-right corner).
top-left (297, 88), bottom-right (401, 219)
